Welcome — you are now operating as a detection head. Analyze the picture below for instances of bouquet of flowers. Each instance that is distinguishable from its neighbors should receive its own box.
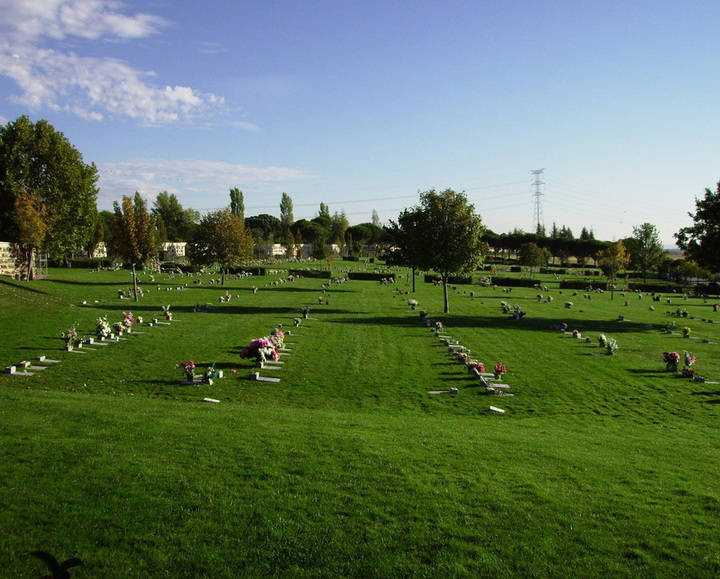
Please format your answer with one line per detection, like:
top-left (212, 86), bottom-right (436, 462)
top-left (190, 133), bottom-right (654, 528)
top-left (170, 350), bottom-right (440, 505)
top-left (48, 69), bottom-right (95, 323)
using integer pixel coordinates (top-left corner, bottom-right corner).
top-left (681, 350), bottom-right (697, 377)
top-left (663, 351), bottom-right (681, 372)
top-left (604, 336), bottom-right (618, 355)
top-left (682, 327), bottom-right (691, 338)
top-left (162, 305), bottom-right (173, 320)
top-left (472, 362), bottom-right (485, 373)
top-left (177, 360), bottom-right (196, 381)
top-left (113, 321), bottom-right (124, 335)
top-left (572, 329), bottom-right (582, 339)
top-left (598, 334), bottom-right (608, 348)
top-left (61, 325), bottom-right (78, 348)
top-left (122, 311), bottom-right (135, 330)
top-left (96, 316), bottom-right (112, 339)
top-left (240, 338), bottom-right (279, 365)
top-left (500, 301), bottom-right (511, 314)
top-left (494, 362), bottom-right (507, 379)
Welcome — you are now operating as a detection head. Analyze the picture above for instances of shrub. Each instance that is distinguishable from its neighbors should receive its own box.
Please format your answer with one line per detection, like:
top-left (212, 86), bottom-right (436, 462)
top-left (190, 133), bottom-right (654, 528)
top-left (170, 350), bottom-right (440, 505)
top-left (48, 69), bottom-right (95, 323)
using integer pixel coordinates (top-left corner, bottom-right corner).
top-left (349, 272), bottom-right (394, 281)
top-left (491, 277), bottom-right (538, 288)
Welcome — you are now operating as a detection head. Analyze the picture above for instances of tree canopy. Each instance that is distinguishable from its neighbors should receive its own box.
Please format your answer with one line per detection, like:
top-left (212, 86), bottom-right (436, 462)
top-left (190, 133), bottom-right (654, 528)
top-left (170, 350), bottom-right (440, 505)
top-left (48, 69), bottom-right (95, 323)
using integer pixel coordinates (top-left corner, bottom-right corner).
top-left (110, 193), bottom-right (158, 266)
top-left (151, 192), bottom-right (198, 242)
top-left (628, 222), bottom-right (664, 283)
top-left (187, 209), bottom-right (253, 281)
top-left (0, 115), bottom-right (98, 259)
top-left (675, 182), bottom-right (720, 271)
top-left (230, 187), bottom-right (244, 221)
top-left (401, 189), bottom-right (485, 313)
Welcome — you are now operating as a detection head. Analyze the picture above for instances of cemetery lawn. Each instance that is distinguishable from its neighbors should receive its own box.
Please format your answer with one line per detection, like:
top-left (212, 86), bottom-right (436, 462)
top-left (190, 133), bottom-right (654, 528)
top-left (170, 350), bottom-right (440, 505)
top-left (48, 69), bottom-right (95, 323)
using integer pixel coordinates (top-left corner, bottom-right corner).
top-left (1, 266), bottom-right (719, 577)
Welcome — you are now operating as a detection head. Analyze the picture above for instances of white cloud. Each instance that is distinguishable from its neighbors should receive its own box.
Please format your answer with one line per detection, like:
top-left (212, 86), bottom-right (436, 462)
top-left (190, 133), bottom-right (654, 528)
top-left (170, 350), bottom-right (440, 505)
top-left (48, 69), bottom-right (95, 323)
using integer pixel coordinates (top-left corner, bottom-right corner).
top-left (0, 0), bottom-right (223, 124)
top-left (231, 120), bottom-right (261, 132)
top-left (0, 115), bottom-right (7, 125)
top-left (96, 158), bottom-right (315, 208)
top-left (0, 0), bottom-right (167, 42)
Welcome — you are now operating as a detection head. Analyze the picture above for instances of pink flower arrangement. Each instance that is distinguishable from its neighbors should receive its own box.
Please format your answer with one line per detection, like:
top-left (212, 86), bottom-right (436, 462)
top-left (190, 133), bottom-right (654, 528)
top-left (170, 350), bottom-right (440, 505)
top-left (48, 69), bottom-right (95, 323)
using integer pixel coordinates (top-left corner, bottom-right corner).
top-left (474, 362), bottom-right (485, 372)
top-left (494, 363), bottom-right (507, 378)
top-left (177, 360), bottom-right (195, 380)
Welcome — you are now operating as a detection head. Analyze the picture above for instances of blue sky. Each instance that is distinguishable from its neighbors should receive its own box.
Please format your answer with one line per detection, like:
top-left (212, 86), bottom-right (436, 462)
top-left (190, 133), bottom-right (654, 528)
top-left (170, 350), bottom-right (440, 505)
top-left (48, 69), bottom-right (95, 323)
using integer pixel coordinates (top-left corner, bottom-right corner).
top-left (1, 0), bottom-right (718, 246)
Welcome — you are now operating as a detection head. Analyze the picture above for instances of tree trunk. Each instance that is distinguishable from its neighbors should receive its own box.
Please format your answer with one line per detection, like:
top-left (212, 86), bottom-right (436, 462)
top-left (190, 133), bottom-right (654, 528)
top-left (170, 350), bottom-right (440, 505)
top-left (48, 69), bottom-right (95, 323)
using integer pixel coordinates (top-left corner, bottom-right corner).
top-left (411, 266), bottom-right (416, 293)
top-left (442, 274), bottom-right (450, 313)
top-left (26, 245), bottom-right (35, 281)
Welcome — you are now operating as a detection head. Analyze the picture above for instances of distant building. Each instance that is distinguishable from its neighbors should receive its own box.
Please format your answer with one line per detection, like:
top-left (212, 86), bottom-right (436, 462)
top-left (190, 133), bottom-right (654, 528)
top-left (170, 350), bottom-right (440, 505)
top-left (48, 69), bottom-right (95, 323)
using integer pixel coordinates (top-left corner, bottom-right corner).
top-left (162, 242), bottom-right (186, 258)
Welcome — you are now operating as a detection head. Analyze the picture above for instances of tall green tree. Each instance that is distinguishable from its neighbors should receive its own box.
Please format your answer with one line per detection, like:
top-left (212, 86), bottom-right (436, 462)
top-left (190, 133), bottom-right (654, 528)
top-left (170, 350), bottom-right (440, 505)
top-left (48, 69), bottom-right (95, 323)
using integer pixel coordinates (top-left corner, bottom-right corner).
top-left (0, 115), bottom-right (98, 262)
top-left (230, 187), bottom-right (244, 220)
top-left (387, 207), bottom-right (424, 292)
top-left (519, 242), bottom-right (548, 274)
top-left (319, 202), bottom-right (330, 219)
top-left (675, 182), bottom-right (720, 271)
top-left (629, 222), bottom-right (664, 283)
top-left (110, 193), bottom-right (158, 266)
top-left (13, 190), bottom-right (49, 280)
top-left (187, 209), bottom-right (253, 284)
top-left (151, 191), bottom-right (197, 241)
top-left (404, 189), bottom-right (485, 313)
top-left (597, 240), bottom-right (630, 298)
top-left (330, 211), bottom-right (349, 244)
top-left (280, 192), bottom-right (294, 227)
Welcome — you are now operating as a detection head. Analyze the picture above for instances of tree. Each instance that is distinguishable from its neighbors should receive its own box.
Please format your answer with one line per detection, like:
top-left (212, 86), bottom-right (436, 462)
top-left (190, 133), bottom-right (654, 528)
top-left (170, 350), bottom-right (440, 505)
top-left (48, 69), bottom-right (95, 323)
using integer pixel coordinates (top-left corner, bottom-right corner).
top-left (404, 189), bottom-right (485, 313)
top-left (387, 207), bottom-right (424, 292)
top-left (372, 209), bottom-right (381, 227)
top-left (13, 190), bottom-right (48, 280)
top-left (330, 211), bottom-right (349, 244)
top-left (187, 209), bottom-right (253, 283)
top-left (151, 191), bottom-right (197, 241)
top-left (519, 242), bottom-right (548, 273)
top-left (0, 115), bottom-right (98, 262)
top-left (86, 215), bottom-right (105, 257)
top-left (245, 214), bottom-right (281, 243)
top-left (319, 202), bottom-right (330, 219)
top-left (675, 182), bottom-right (720, 271)
top-left (110, 193), bottom-right (158, 266)
top-left (280, 192), bottom-right (294, 227)
top-left (230, 187), bottom-right (244, 221)
top-left (597, 240), bottom-right (630, 298)
top-left (629, 222), bottom-right (664, 283)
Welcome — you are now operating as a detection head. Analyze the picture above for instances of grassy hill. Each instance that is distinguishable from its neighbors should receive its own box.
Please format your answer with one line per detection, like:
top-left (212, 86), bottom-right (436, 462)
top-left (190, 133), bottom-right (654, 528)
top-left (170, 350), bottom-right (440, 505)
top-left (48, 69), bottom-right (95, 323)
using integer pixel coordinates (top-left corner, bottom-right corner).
top-left (1, 265), bottom-right (719, 576)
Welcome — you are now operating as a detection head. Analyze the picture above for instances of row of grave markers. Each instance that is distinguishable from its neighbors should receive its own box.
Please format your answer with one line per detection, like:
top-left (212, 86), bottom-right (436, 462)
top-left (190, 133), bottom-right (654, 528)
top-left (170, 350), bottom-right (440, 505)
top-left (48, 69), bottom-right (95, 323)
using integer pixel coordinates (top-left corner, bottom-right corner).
top-left (4, 310), bottom-right (178, 378)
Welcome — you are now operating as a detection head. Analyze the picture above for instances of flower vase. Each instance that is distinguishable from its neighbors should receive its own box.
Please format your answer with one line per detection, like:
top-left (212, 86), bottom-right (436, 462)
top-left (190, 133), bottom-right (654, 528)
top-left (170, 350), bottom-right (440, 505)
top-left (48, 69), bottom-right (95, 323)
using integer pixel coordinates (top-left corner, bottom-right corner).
top-left (185, 371), bottom-right (194, 382)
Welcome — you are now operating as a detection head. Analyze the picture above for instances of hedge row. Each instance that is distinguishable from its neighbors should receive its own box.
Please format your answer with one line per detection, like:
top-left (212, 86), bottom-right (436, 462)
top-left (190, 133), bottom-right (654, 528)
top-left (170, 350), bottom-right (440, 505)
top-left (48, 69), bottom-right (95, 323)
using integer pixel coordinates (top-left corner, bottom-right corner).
top-left (491, 277), bottom-right (539, 288)
top-left (348, 272), bottom-right (394, 281)
top-left (628, 282), bottom-right (688, 294)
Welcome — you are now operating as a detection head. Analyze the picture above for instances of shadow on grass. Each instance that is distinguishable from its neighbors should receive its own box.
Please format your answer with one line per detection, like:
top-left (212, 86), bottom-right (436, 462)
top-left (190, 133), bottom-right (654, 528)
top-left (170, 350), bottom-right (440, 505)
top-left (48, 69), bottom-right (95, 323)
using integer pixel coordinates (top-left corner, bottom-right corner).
top-left (260, 287), bottom-right (356, 293)
top-left (0, 277), bottom-right (49, 295)
top-left (433, 314), bottom-right (659, 335)
top-left (83, 304), bottom-right (356, 316)
top-left (48, 279), bottom-right (129, 287)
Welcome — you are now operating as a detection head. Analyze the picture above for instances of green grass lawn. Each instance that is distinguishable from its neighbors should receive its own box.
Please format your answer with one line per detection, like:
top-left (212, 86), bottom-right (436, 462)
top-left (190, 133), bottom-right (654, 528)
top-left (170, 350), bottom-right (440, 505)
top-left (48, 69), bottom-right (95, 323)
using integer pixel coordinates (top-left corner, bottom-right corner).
top-left (1, 265), bottom-right (719, 577)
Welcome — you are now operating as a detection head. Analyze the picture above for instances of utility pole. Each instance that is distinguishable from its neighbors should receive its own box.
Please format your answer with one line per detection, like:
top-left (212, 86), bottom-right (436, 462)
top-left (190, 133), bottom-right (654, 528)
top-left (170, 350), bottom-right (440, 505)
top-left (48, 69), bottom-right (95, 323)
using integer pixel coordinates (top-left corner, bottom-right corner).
top-left (531, 169), bottom-right (545, 235)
